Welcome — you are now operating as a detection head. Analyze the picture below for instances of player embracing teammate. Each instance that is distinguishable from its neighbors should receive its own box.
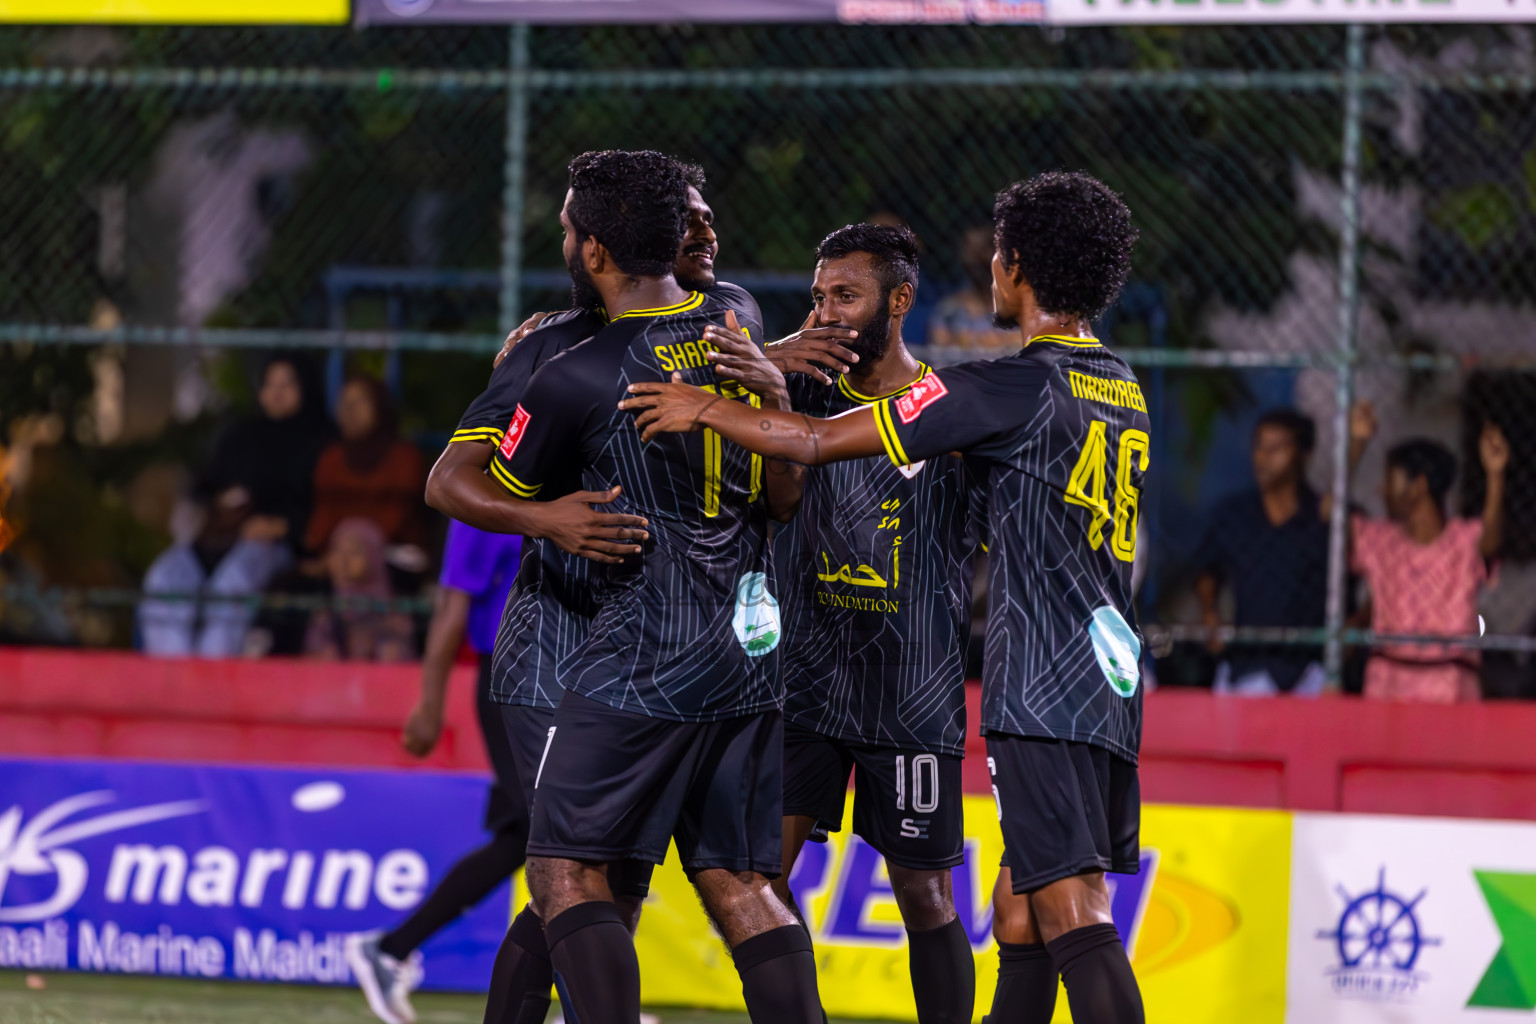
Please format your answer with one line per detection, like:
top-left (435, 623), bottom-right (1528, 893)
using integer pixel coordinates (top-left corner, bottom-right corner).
top-left (625, 171), bottom-right (1150, 1024)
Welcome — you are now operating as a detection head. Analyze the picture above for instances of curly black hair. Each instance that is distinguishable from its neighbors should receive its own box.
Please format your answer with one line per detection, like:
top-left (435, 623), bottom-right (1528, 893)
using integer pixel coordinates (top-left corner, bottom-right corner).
top-left (678, 161), bottom-right (707, 192)
top-left (993, 172), bottom-right (1137, 321)
top-left (567, 150), bottom-right (690, 277)
top-left (815, 222), bottom-right (921, 299)
top-left (1387, 439), bottom-right (1457, 510)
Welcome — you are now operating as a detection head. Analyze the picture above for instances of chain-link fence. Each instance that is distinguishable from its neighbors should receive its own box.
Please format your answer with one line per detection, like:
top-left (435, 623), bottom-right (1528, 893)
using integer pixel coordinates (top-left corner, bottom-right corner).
top-left (1, 22), bottom-right (1533, 694)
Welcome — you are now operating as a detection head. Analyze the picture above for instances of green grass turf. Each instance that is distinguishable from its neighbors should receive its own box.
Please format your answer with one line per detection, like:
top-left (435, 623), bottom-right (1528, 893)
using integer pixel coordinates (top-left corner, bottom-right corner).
top-left (0, 971), bottom-right (900, 1024)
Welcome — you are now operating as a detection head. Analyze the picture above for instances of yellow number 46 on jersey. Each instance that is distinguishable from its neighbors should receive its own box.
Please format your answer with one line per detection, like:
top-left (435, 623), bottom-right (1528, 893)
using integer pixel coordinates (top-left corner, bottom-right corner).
top-left (1065, 420), bottom-right (1151, 563)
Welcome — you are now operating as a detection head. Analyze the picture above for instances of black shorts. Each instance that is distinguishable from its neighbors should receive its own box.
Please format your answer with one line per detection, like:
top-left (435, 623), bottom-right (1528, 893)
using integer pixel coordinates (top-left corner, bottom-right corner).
top-left (528, 690), bottom-right (784, 879)
top-left (987, 733), bottom-right (1140, 894)
top-left (782, 721), bottom-right (965, 871)
top-left (476, 655), bottom-right (529, 836)
top-left (501, 699), bottom-right (654, 899)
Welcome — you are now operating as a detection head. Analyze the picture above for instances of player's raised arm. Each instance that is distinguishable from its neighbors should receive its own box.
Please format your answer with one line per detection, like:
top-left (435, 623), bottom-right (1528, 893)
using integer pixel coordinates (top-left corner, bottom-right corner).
top-left (621, 375), bottom-right (885, 466)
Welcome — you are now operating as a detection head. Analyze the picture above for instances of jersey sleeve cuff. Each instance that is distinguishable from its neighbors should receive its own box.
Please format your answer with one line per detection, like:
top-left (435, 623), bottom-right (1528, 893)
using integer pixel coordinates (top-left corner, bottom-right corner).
top-left (450, 426), bottom-right (505, 444)
top-left (873, 399), bottom-right (914, 468)
top-left (489, 457), bottom-right (543, 499)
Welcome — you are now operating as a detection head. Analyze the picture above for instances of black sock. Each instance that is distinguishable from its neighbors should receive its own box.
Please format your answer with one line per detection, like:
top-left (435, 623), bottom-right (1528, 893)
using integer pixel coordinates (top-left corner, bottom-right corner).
top-left (732, 924), bottom-right (823, 1024)
top-left (380, 827), bottom-right (526, 959)
top-left (989, 940), bottom-right (1057, 1024)
top-left (1047, 923), bottom-right (1144, 1024)
top-left (905, 918), bottom-right (974, 1024)
top-left (545, 902), bottom-right (640, 1024)
top-left (482, 906), bottom-right (553, 1024)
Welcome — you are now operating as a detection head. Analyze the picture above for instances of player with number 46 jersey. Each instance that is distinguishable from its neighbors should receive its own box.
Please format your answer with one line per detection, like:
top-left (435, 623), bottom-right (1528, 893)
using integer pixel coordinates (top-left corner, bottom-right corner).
top-left (621, 171), bottom-right (1151, 1024)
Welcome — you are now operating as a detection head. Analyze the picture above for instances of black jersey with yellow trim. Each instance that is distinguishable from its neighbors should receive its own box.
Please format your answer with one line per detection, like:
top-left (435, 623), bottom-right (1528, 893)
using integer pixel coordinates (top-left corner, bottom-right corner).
top-left (871, 336), bottom-right (1151, 762)
top-left (777, 365), bottom-right (981, 757)
top-left (495, 287), bottom-right (776, 722)
top-left (449, 286), bottom-right (760, 709)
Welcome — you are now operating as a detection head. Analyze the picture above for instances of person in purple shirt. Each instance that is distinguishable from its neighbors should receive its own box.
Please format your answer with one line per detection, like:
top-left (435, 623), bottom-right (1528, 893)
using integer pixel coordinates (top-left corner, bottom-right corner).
top-left (346, 519), bottom-right (523, 1024)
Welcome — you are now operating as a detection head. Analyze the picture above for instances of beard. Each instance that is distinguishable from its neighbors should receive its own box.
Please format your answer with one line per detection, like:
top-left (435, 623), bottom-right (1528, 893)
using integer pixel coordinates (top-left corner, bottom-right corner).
top-left (993, 312), bottom-right (1020, 331)
top-left (567, 250), bottom-right (603, 312)
top-left (845, 307), bottom-right (894, 365)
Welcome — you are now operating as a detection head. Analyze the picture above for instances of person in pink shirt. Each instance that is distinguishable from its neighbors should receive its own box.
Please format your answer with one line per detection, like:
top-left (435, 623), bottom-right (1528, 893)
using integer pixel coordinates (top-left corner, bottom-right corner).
top-left (1348, 401), bottom-right (1509, 702)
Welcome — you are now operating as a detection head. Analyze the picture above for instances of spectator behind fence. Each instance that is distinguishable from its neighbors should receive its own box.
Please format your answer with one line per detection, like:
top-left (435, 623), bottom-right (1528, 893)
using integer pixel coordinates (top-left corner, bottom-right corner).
top-left (1195, 409), bottom-right (1330, 695)
top-left (305, 375), bottom-right (428, 560)
top-left (304, 517), bottom-right (415, 662)
top-left (1348, 401), bottom-right (1508, 702)
top-left (927, 225), bottom-right (1017, 352)
top-left (139, 354), bottom-right (329, 657)
top-left (205, 353), bottom-right (330, 551)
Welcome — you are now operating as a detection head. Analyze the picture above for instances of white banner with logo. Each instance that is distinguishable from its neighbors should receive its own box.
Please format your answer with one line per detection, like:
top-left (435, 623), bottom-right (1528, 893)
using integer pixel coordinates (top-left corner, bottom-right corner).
top-left (1288, 813), bottom-right (1536, 1022)
top-left (1048, 0), bottom-right (1536, 24)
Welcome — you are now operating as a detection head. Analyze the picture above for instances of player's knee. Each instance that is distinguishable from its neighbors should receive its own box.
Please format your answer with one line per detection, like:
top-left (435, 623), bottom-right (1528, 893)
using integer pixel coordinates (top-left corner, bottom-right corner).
top-left (1028, 873), bottom-right (1113, 943)
top-left (888, 865), bottom-right (955, 932)
top-left (526, 856), bottom-right (609, 914)
top-left (991, 886), bottom-right (1039, 945)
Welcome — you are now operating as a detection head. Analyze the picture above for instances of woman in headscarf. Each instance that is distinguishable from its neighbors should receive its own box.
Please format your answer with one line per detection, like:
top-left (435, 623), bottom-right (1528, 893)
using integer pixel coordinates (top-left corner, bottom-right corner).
top-left (305, 375), bottom-right (428, 558)
top-left (303, 517), bottom-right (415, 662)
top-left (139, 353), bottom-right (330, 658)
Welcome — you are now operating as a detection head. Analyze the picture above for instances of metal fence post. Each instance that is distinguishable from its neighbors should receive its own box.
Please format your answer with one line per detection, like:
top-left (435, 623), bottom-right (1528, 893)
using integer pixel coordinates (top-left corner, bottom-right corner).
top-left (499, 22), bottom-right (531, 337)
top-left (1324, 22), bottom-right (1366, 691)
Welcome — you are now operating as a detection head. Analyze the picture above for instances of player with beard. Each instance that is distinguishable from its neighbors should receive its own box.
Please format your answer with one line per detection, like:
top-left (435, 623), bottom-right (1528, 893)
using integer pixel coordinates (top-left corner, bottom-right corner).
top-left (409, 159), bottom-right (794, 1024)
top-left (623, 172), bottom-right (1149, 1024)
top-left (701, 223), bottom-right (981, 1024)
top-left (494, 149), bottom-right (822, 1024)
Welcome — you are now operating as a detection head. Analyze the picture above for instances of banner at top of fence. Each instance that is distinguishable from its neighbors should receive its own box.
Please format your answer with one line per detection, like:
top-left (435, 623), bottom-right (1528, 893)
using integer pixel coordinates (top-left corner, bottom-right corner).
top-left (0, 0), bottom-right (346, 23)
top-left (352, 0), bottom-right (1047, 25)
top-left (351, 0), bottom-right (1536, 24)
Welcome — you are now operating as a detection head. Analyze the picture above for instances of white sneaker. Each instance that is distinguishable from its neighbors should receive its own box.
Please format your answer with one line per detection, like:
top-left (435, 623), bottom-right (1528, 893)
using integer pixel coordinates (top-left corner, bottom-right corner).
top-left (345, 932), bottom-right (420, 1024)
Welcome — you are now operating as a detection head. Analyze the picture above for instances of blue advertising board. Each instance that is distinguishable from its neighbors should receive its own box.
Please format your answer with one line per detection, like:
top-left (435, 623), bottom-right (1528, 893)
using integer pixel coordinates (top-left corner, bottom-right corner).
top-left (0, 758), bottom-right (504, 990)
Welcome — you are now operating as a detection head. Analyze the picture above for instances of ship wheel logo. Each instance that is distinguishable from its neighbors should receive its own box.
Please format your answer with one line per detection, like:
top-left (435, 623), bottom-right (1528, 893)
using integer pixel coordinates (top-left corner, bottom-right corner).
top-left (1317, 866), bottom-right (1441, 1000)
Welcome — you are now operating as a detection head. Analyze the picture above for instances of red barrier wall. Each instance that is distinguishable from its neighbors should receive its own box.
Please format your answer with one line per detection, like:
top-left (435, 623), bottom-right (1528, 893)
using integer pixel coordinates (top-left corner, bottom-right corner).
top-left (5, 649), bottom-right (1536, 822)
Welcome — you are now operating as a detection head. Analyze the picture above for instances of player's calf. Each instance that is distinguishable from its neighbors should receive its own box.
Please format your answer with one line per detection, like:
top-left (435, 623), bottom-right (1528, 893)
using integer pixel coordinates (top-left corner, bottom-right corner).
top-left (888, 864), bottom-right (974, 1024)
top-left (526, 856), bottom-right (639, 1024)
top-left (1032, 874), bottom-right (1143, 1024)
top-left (984, 866), bottom-right (1057, 1024)
top-left (695, 869), bottom-right (822, 1023)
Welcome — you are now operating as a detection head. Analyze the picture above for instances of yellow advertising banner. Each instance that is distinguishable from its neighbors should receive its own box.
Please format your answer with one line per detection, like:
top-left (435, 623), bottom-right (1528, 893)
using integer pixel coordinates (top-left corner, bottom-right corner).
top-left (516, 800), bottom-right (1291, 1022)
top-left (0, 0), bottom-right (346, 24)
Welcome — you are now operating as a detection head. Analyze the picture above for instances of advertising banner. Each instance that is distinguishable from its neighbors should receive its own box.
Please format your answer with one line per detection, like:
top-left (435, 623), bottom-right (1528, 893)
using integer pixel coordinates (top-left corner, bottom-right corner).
top-left (353, 0), bottom-right (1534, 25)
top-left (0, 0), bottom-right (347, 24)
top-left (1046, 0), bottom-right (1536, 25)
top-left (0, 758), bottom-right (503, 991)
top-left (534, 798), bottom-right (1291, 1023)
top-left (354, 0), bottom-right (1046, 26)
top-left (1288, 812), bottom-right (1536, 1023)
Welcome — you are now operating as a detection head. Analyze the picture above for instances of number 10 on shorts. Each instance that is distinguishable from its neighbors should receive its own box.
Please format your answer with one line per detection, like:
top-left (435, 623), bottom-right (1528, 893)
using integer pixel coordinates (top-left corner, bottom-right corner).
top-left (894, 754), bottom-right (940, 813)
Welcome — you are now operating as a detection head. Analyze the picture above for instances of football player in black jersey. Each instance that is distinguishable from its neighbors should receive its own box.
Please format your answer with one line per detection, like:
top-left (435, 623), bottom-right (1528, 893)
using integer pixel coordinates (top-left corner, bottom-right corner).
top-left (703, 223), bottom-right (981, 1024)
top-left (423, 158), bottom-right (785, 1024)
top-left (623, 172), bottom-right (1148, 1024)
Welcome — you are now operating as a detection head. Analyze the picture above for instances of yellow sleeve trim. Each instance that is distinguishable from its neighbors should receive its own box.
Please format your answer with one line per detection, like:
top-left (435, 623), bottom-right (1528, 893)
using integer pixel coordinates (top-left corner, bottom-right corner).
top-left (488, 457), bottom-right (543, 499)
top-left (450, 427), bottom-right (505, 444)
top-left (872, 400), bottom-right (912, 468)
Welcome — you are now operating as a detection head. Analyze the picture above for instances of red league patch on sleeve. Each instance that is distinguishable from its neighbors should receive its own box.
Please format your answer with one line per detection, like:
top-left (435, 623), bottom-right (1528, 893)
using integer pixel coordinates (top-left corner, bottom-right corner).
top-left (895, 373), bottom-right (948, 424)
top-left (499, 404), bottom-right (531, 459)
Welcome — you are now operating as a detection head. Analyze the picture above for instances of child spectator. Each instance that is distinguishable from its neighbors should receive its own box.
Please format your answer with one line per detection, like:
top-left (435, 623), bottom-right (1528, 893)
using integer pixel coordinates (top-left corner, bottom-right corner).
top-left (1196, 409), bottom-right (1330, 695)
top-left (304, 517), bottom-right (415, 662)
top-left (1348, 401), bottom-right (1509, 702)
